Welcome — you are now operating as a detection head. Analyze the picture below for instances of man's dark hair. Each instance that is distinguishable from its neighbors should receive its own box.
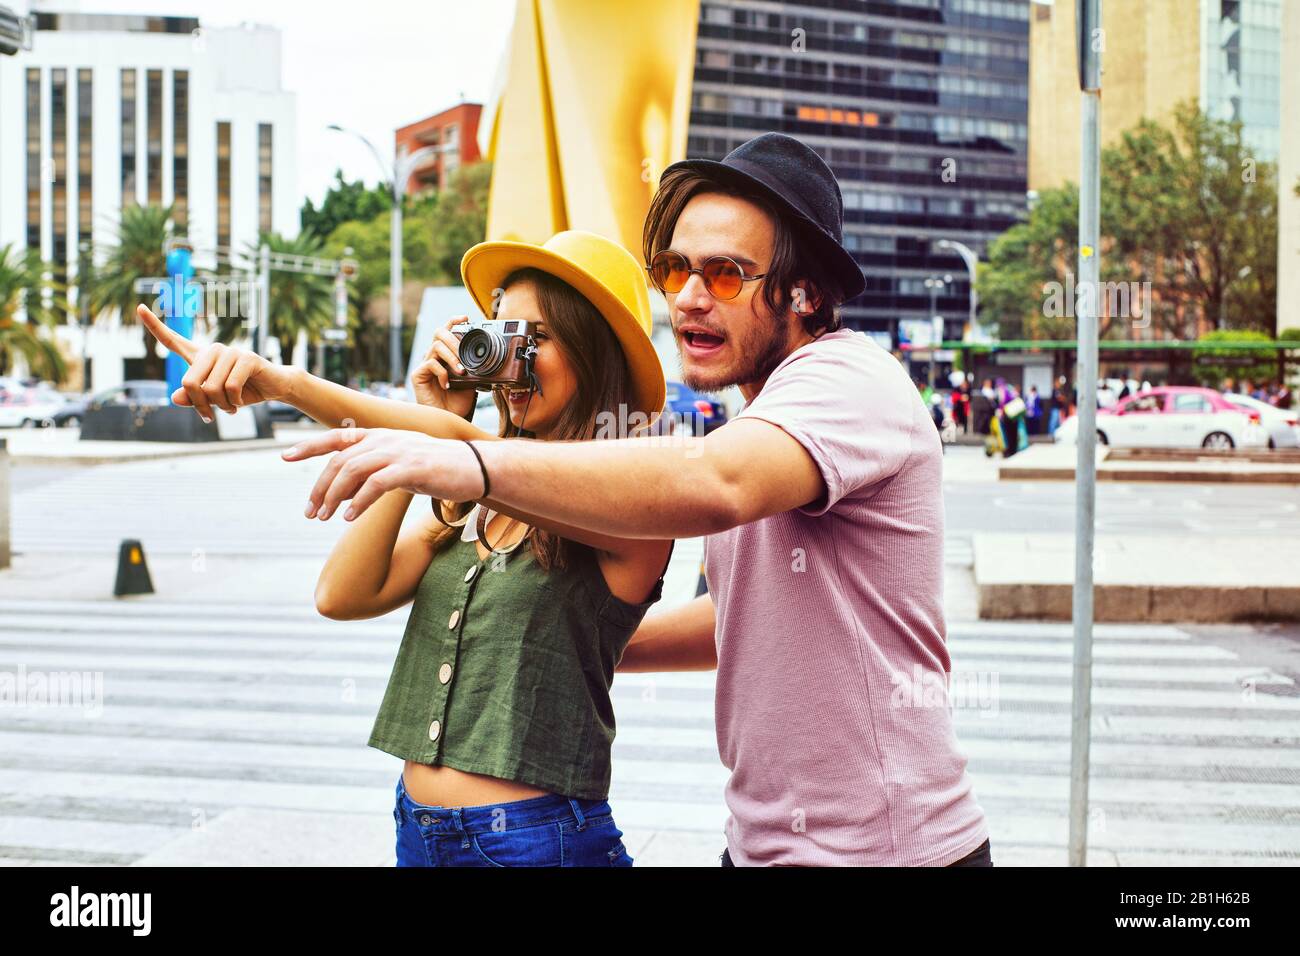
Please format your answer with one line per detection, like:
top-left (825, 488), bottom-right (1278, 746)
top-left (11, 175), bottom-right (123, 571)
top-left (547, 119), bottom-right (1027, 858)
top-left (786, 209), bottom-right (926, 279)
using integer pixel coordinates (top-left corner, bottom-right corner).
top-left (642, 167), bottom-right (847, 338)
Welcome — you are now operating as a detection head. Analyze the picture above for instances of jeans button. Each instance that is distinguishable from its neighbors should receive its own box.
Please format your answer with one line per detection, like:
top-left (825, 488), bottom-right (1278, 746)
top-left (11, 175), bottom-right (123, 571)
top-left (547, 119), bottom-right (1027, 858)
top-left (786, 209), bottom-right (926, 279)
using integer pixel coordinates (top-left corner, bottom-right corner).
top-left (420, 814), bottom-right (433, 826)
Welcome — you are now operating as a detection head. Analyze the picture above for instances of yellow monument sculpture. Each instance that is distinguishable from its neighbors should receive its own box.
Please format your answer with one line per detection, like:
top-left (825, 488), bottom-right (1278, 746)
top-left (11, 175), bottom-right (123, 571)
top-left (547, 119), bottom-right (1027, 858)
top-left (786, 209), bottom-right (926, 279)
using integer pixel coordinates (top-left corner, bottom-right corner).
top-left (479, 0), bottom-right (700, 264)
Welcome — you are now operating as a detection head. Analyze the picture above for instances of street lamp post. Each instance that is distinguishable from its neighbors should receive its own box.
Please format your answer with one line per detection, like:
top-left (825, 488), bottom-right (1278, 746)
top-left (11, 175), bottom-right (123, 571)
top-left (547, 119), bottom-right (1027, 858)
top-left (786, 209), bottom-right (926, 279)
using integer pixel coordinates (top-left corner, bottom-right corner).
top-left (77, 241), bottom-right (92, 392)
top-left (326, 124), bottom-right (444, 386)
top-left (923, 274), bottom-right (952, 390)
top-left (936, 238), bottom-right (980, 341)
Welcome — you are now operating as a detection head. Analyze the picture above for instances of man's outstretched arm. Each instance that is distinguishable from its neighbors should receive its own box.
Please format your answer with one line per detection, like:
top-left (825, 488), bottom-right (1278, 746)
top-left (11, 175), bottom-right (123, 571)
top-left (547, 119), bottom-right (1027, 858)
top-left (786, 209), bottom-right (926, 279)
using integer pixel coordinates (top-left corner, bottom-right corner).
top-left (472, 417), bottom-right (825, 540)
top-left (617, 593), bottom-right (717, 672)
top-left (287, 415), bottom-right (827, 540)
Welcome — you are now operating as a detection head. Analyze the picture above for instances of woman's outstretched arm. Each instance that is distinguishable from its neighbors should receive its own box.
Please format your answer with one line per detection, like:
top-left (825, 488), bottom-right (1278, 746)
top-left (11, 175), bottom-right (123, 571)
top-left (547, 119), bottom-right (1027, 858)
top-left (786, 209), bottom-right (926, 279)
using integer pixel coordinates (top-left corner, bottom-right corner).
top-left (137, 304), bottom-right (495, 442)
top-left (278, 365), bottom-right (491, 440)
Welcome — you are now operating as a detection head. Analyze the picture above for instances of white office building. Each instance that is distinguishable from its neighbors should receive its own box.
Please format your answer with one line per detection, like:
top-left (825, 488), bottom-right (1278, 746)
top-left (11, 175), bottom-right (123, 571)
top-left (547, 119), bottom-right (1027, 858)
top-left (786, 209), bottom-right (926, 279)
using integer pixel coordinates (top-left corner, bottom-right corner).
top-left (0, 2), bottom-right (298, 390)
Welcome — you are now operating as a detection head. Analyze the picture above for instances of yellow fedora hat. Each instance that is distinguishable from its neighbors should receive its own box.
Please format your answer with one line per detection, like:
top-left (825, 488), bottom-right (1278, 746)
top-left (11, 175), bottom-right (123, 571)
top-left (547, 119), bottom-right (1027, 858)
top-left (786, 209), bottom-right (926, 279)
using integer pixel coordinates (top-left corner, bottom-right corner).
top-left (460, 230), bottom-right (666, 420)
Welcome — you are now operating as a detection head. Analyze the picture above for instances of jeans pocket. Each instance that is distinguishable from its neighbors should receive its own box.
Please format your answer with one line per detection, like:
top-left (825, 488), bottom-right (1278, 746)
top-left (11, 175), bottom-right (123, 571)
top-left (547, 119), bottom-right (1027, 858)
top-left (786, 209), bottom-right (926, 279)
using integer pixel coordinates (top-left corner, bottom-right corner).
top-left (605, 839), bottom-right (633, 867)
top-left (469, 822), bottom-right (564, 867)
top-left (560, 817), bottom-right (633, 867)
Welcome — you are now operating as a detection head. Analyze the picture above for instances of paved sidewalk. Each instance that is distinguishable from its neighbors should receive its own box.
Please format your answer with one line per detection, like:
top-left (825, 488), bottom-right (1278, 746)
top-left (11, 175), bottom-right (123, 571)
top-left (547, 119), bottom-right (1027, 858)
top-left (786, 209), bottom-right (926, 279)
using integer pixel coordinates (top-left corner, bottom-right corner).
top-left (974, 533), bottom-right (1300, 622)
top-left (1000, 444), bottom-right (1300, 484)
top-left (0, 425), bottom-right (313, 466)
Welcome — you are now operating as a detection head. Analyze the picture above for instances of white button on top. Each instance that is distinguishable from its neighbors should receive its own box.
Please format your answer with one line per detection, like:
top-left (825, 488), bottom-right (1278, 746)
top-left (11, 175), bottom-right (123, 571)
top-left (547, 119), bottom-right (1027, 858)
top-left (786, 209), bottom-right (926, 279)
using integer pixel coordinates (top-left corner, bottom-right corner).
top-left (448, 609), bottom-right (461, 629)
top-left (464, 566), bottom-right (477, 583)
top-left (428, 719), bottom-right (441, 741)
top-left (438, 663), bottom-right (453, 684)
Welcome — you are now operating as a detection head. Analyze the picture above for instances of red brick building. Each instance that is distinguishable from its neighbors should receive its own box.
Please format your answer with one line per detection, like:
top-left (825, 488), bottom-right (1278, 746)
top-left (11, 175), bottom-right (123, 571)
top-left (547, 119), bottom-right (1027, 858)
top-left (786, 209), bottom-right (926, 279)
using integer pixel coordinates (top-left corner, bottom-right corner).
top-left (394, 102), bottom-right (482, 196)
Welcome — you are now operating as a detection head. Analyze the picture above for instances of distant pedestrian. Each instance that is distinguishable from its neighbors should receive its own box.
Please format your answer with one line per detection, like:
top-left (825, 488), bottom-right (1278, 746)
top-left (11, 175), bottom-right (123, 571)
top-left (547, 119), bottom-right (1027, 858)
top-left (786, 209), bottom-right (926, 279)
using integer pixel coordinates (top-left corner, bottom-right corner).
top-left (1025, 385), bottom-right (1042, 435)
top-left (971, 379), bottom-right (995, 435)
top-left (1049, 376), bottom-right (1069, 436)
top-left (998, 383), bottom-right (1026, 458)
top-left (954, 380), bottom-right (971, 433)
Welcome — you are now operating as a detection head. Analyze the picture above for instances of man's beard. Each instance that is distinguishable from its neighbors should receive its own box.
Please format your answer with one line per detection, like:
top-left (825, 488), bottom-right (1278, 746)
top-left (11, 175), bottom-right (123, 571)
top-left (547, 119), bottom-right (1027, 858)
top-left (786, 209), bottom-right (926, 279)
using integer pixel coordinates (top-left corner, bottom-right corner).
top-left (677, 317), bottom-right (794, 395)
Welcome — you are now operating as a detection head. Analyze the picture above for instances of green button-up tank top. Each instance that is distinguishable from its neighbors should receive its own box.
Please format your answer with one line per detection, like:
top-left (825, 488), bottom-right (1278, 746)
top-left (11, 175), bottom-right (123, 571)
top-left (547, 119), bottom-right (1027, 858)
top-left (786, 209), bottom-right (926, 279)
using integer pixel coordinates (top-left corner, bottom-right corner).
top-left (368, 525), bottom-right (667, 801)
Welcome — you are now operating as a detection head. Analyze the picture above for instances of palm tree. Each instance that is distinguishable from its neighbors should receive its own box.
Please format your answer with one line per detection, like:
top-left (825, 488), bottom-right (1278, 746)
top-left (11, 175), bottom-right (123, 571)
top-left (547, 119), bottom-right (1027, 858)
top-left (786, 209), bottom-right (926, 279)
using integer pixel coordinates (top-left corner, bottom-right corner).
top-left (87, 204), bottom-right (173, 380)
top-left (0, 243), bottom-right (70, 381)
top-left (223, 232), bottom-right (334, 364)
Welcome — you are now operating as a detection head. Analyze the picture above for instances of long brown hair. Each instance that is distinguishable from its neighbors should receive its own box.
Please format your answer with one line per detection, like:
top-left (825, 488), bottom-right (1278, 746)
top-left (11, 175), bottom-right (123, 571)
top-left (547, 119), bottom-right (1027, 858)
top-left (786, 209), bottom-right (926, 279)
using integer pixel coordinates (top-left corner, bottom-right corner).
top-left (427, 267), bottom-right (637, 571)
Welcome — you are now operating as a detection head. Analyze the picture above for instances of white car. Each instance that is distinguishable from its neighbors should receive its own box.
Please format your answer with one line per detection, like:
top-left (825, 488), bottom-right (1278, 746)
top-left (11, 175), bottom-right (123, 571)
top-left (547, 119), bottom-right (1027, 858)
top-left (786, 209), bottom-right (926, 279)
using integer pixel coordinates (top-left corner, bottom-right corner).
top-left (0, 385), bottom-right (68, 428)
top-left (1054, 386), bottom-right (1267, 450)
top-left (1222, 393), bottom-right (1300, 448)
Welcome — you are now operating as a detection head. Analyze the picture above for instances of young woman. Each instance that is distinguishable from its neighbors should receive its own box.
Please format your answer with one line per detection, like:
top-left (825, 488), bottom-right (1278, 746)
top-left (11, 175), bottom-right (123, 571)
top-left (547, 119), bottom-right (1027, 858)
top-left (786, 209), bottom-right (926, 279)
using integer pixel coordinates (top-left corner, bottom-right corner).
top-left (139, 230), bottom-right (671, 866)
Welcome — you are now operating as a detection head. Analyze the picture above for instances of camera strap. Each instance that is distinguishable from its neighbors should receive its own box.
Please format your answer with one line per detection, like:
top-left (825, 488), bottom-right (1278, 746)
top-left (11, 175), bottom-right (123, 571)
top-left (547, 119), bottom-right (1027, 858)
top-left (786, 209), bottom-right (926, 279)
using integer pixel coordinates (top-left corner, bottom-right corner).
top-left (474, 502), bottom-right (527, 557)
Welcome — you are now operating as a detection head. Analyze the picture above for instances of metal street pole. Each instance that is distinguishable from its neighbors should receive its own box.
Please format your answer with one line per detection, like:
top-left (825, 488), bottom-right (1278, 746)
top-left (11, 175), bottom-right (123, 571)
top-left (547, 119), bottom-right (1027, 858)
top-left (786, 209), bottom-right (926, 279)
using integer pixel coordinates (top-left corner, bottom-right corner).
top-left (928, 281), bottom-right (939, 391)
top-left (78, 241), bottom-right (92, 391)
top-left (923, 274), bottom-right (951, 390)
top-left (385, 146), bottom-right (442, 385)
top-left (256, 243), bottom-right (270, 357)
top-left (389, 186), bottom-right (403, 386)
top-left (326, 124), bottom-right (441, 387)
top-left (1070, 0), bottom-right (1103, 869)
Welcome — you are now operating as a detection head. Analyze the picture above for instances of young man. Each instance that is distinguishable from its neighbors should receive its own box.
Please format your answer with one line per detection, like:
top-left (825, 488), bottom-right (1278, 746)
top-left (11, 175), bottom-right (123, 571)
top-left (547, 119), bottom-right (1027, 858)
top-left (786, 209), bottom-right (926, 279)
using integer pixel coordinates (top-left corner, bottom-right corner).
top-left (286, 133), bottom-right (992, 866)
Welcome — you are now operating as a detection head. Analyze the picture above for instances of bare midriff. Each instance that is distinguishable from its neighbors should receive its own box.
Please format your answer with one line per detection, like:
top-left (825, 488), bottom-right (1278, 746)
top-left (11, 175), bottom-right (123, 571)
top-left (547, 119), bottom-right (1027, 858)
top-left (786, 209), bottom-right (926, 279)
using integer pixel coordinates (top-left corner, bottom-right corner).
top-left (401, 512), bottom-right (552, 808)
top-left (401, 761), bottom-right (552, 807)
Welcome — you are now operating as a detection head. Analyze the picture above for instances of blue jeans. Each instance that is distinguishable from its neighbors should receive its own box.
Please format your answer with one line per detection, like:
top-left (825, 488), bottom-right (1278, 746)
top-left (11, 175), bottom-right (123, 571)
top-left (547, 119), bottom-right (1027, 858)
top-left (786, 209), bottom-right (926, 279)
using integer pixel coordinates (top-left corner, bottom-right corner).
top-left (392, 773), bottom-right (633, 867)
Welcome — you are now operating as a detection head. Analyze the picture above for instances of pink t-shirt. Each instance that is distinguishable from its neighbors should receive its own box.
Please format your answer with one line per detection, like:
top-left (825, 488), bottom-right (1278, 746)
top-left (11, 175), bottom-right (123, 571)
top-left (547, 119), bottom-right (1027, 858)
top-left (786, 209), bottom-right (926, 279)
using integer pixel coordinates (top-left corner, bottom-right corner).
top-left (705, 327), bottom-right (988, 866)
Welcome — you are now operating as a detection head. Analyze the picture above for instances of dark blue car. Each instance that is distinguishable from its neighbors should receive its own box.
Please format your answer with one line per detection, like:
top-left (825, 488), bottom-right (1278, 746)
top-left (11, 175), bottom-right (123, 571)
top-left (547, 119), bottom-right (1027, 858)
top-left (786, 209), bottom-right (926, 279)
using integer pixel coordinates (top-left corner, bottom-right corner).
top-left (652, 381), bottom-right (728, 436)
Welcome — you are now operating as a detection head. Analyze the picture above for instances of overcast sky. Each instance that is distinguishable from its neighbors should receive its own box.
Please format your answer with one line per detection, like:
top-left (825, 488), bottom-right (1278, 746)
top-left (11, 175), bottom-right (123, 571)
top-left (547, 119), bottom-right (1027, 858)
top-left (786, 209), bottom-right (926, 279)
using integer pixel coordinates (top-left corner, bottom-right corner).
top-left (22, 0), bottom-right (517, 207)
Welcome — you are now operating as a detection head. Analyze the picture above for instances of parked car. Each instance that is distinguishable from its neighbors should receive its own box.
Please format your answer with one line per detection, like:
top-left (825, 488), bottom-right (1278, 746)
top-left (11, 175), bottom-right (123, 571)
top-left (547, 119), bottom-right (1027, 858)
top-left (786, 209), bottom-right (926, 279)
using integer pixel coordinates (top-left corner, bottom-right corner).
top-left (0, 376), bottom-right (35, 397)
top-left (1221, 392), bottom-right (1300, 449)
top-left (51, 380), bottom-right (170, 429)
top-left (1054, 386), bottom-right (1267, 450)
top-left (0, 383), bottom-right (69, 428)
top-left (650, 381), bottom-right (728, 436)
top-left (267, 400), bottom-right (309, 424)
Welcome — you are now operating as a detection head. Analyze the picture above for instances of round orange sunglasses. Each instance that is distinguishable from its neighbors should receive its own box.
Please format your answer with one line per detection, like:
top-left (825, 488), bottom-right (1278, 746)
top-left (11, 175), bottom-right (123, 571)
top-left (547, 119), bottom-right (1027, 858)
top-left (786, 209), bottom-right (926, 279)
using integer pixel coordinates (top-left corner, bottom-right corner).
top-left (646, 250), bottom-right (767, 301)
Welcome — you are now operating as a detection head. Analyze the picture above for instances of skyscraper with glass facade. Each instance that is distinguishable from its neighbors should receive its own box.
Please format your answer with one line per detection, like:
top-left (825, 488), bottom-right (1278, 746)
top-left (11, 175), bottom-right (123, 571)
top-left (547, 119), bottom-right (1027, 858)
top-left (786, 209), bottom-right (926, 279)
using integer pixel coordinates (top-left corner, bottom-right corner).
top-left (688, 0), bottom-right (1031, 346)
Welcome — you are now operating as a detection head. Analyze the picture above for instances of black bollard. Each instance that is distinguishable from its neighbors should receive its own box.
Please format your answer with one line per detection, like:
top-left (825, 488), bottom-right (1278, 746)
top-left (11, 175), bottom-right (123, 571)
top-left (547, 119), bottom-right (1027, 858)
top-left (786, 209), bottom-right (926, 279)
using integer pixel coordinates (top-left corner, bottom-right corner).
top-left (114, 539), bottom-right (154, 597)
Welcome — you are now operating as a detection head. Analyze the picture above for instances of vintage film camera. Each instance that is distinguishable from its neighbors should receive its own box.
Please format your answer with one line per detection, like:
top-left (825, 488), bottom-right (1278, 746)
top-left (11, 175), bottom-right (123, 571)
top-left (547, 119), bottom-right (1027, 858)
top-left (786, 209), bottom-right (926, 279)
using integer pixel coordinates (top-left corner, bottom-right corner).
top-left (445, 318), bottom-right (539, 391)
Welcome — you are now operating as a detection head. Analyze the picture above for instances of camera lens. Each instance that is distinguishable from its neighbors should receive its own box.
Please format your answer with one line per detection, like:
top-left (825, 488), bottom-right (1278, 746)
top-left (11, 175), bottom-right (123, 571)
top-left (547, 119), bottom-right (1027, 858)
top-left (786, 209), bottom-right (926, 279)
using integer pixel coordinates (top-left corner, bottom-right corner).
top-left (459, 327), bottom-right (507, 375)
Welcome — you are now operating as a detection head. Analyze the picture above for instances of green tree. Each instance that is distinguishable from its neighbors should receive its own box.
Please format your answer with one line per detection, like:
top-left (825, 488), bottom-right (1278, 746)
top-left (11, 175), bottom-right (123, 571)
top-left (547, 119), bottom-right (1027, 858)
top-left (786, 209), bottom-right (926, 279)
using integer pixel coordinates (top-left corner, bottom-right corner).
top-left (315, 162), bottom-right (490, 380)
top-left (0, 243), bottom-right (70, 381)
top-left (979, 104), bottom-right (1278, 340)
top-left (425, 161), bottom-right (492, 279)
top-left (87, 204), bottom-right (173, 380)
top-left (1106, 102), bottom-right (1277, 334)
top-left (978, 184), bottom-right (1132, 340)
top-left (300, 170), bottom-right (391, 240)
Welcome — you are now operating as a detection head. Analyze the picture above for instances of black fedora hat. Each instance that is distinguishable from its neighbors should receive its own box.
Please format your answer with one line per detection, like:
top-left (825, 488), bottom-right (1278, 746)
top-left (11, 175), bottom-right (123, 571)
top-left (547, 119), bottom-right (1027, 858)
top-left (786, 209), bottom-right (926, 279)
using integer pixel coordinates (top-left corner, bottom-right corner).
top-left (662, 132), bottom-right (866, 302)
